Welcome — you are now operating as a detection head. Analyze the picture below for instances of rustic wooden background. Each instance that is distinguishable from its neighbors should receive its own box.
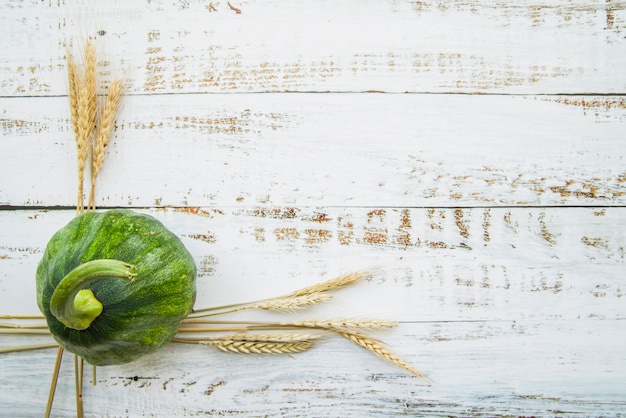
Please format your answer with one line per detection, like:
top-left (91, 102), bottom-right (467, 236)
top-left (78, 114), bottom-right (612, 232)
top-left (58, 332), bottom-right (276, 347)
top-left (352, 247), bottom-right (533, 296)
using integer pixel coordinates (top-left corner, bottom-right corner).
top-left (1, 0), bottom-right (626, 416)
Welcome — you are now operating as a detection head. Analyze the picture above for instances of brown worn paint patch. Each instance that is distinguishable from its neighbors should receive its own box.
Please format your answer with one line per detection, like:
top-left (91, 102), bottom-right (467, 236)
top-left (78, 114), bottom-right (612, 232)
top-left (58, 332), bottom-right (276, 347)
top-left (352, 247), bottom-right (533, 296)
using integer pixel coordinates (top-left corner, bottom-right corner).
top-left (454, 209), bottom-right (470, 239)
top-left (253, 227), bottom-right (265, 242)
top-left (250, 207), bottom-right (299, 219)
top-left (538, 212), bottom-right (557, 245)
top-left (198, 255), bottom-right (218, 278)
top-left (303, 229), bottom-right (332, 245)
top-left (204, 380), bottom-right (226, 396)
top-left (399, 209), bottom-right (411, 229)
top-left (482, 208), bottom-right (491, 242)
top-left (411, 51), bottom-right (577, 90)
top-left (551, 97), bottom-right (626, 110)
top-left (187, 233), bottom-right (216, 244)
top-left (363, 227), bottom-right (388, 245)
top-left (167, 109), bottom-right (290, 135)
top-left (549, 181), bottom-right (609, 200)
top-left (144, 43), bottom-right (166, 91)
top-left (227, 2), bottom-right (242, 14)
top-left (591, 284), bottom-right (608, 298)
top-left (581, 236), bottom-right (609, 250)
top-left (173, 207), bottom-right (213, 217)
top-left (395, 209), bottom-right (412, 246)
top-left (172, 115), bottom-right (242, 134)
top-left (304, 212), bottom-right (332, 223)
top-left (428, 208), bottom-right (445, 231)
top-left (594, 209), bottom-right (606, 217)
top-left (274, 227), bottom-right (300, 241)
top-left (367, 209), bottom-right (386, 223)
top-left (1, 118), bottom-right (47, 134)
top-left (337, 216), bottom-right (354, 245)
top-left (455, 277), bottom-right (475, 287)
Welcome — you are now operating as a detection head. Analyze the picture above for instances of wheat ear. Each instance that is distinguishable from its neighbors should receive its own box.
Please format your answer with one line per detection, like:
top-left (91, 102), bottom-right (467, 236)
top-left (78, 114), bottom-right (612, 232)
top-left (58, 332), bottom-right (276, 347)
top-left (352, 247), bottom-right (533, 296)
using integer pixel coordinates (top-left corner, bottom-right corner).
top-left (339, 330), bottom-right (432, 383)
top-left (67, 54), bottom-right (80, 140)
top-left (196, 333), bottom-right (321, 354)
top-left (252, 292), bottom-right (333, 312)
top-left (88, 79), bottom-right (122, 210)
top-left (74, 40), bottom-right (97, 214)
top-left (288, 318), bottom-right (398, 331)
top-left (283, 270), bottom-right (372, 298)
top-left (189, 271), bottom-right (372, 319)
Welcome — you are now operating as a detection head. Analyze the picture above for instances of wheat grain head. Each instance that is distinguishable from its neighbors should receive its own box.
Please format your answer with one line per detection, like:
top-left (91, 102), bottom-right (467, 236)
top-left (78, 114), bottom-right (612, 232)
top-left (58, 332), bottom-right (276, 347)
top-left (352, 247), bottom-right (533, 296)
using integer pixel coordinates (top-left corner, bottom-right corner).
top-left (253, 292), bottom-right (333, 312)
top-left (339, 330), bottom-right (432, 383)
top-left (284, 270), bottom-right (373, 299)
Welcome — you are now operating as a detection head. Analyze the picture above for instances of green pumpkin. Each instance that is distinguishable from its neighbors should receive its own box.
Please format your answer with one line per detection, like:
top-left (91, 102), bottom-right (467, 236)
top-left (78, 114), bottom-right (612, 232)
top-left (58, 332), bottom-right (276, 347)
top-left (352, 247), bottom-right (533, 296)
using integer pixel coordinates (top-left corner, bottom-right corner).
top-left (36, 210), bottom-right (197, 366)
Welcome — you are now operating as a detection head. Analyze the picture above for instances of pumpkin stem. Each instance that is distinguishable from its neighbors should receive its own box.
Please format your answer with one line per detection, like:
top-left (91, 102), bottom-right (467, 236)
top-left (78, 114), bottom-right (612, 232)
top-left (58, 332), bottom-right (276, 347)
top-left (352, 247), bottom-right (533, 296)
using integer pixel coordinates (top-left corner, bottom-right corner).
top-left (50, 259), bottom-right (137, 330)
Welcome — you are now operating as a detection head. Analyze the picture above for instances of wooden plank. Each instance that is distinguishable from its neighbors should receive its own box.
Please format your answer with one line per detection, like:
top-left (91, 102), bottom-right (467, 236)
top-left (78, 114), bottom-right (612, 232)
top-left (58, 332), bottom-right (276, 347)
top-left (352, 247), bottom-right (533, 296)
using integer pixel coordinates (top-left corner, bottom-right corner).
top-left (1, 207), bottom-right (624, 321)
top-left (1, 0), bottom-right (625, 95)
top-left (2, 1), bottom-right (626, 416)
top-left (1, 93), bottom-right (625, 207)
top-left (1, 319), bottom-right (625, 416)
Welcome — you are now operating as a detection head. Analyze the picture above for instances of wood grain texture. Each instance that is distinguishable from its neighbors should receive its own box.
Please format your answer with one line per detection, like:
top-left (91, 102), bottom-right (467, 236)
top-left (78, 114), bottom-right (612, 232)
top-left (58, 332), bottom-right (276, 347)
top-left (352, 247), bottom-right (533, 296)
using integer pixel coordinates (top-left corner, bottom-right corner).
top-left (0, 0), bottom-right (625, 95)
top-left (2, 319), bottom-right (625, 417)
top-left (2, 93), bottom-right (625, 207)
top-left (1, 0), bottom-right (626, 416)
top-left (1, 207), bottom-right (625, 320)
top-left (1, 208), bottom-right (625, 416)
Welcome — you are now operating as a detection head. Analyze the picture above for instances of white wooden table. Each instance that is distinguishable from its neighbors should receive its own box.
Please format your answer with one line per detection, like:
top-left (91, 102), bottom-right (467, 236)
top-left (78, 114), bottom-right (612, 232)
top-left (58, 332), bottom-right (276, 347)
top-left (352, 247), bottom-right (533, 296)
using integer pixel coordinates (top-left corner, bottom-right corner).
top-left (1, 1), bottom-right (625, 416)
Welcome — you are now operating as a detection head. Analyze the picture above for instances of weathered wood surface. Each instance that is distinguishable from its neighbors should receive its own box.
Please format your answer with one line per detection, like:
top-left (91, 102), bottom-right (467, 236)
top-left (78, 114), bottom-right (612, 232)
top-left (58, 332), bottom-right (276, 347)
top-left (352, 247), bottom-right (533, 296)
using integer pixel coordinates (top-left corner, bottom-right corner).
top-left (2, 94), bottom-right (625, 208)
top-left (1, 208), bottom-right (625, 416)
top-left (0, 0), bottom-right (625, 95)
top-left (1, 207), bottom-right (626, 320)
top-left (1, 0), bottom-right (626, 417)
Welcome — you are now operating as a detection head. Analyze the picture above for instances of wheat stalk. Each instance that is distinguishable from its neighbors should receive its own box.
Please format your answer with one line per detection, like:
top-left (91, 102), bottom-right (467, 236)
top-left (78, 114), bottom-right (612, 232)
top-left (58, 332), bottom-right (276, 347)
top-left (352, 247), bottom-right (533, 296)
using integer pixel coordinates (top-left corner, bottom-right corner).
top-left (196, 333), bottom-right (321, 354)
top-left (66, 55), bottom-right (80, 140)
top-left (288, 318), bottom-right (398, 331)
top-left (188, 270), bottom-right (373, 319)
top-left (213, 332), bottom-right (320, 342)
top-left (0, 344), bottom-right (58, 354)
top-left (252, 292), bottom-right (333, 312)
top-left (88, 79), bottom-right (122, 210)
top-left (338, 330), bottom-right (432, 383)
top-left (283, 270), bottom-right (372, 298)
top-left (73, 40), bottom-right (97, 214)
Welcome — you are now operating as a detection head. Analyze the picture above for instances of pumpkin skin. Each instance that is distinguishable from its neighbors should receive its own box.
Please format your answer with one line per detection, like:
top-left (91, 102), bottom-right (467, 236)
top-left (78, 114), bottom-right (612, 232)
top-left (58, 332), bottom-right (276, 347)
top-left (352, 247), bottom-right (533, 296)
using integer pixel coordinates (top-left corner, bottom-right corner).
top-left (36, 210), bottom-right (196, 366)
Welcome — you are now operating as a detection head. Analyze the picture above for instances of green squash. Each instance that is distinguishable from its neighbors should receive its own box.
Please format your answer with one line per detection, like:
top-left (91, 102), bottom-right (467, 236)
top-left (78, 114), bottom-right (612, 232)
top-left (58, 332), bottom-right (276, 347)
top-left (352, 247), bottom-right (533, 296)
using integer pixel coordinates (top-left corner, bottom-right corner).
top-left (36, 209), bottom-right (197, 366)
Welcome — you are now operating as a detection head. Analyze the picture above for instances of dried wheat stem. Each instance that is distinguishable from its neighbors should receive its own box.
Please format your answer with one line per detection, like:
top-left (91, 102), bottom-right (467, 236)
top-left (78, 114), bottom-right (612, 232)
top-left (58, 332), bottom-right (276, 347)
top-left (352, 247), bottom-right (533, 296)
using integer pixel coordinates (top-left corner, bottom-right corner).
top-left (74, 41), bottom-right (97, 214)
top-left (74, 355), bottom-right (84, 418)
top-left (0, 344), bottom-right (58, 354)
top-left (253, 292), bottom-right (333, 312)
top-left (0, 328), bottom-right (52, 335)
top-left (0, 314), bottom-right (45, 320)
top-left (88, 79), bottom-right (122, 210)
top-left (187, 292), bottom-right (332, 318)
top-left (283, 270), bottom-right (372, 298)
top-left (213, 333), bottom-right (321, 342)
top-left (0, 321), bottom-right (49, 329)
top-left (177, 318), bottom-right (397, 333)
top-left (45, 347), bottom-right (64, 418)
top-left (200, 339), bottom-right (315, 354)
top-left (178, 332), bottom-right (321, 354)
top-left (66, 54), bottom-right (80, 140)
top-left (189, 270), bottom-right (372, 318)
top-left (338, 330), bottom-right (432, 383)
top-left (288, 318), bottom-right (398, 331)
